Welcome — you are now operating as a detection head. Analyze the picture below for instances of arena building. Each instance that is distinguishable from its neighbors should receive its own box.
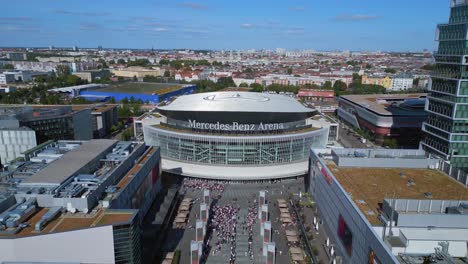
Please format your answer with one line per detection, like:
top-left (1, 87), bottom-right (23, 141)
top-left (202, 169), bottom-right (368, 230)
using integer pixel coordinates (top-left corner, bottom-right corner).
top-left (143, 92), bottom-right (331, 180)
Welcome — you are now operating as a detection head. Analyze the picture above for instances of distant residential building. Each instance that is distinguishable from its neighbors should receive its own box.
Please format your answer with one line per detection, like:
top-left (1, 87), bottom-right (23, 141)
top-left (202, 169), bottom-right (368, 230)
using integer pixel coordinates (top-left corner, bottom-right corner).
top-left (6, 52), bottom-right (27, 61)
top-left (297, 89), bottom-right (335, 102)
top-left (111, 66), bottom-right (161, 78)
top-left (391, 73), bottom-right (414, 91)
top-left (362, 75), bottom-right (392, 89)
top-left (0, 87), bottom-right (16, 93)
top-left (338, 94), bottom-right (428, 147)
top-left (72, 69), bottom-right (111, 83)
top-left (2, 71), bottom-right (49, 82)
top-left (174, 71), bottom-right (201, 82)
top-left (256, 74), bottom-right (352, 87)
top-left (5, 61), bottom-right (100, 73)
top-left (232, 78), bottom-right (255, 87)
top-left (0, 73), bottom-right (15, 85)
top-left (0, 117), bottom-right (36, 165)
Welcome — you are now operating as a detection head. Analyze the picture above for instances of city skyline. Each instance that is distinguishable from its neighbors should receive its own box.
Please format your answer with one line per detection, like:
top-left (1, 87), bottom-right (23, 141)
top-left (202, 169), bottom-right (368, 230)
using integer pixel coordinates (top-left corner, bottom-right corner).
top-left (2, 0), bottom-right (449, 51)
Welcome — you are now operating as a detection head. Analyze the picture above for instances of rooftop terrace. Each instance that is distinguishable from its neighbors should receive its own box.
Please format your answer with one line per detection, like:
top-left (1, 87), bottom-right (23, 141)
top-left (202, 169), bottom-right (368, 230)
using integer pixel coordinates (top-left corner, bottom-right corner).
top-left (325, 161), bottom-right (468, 225)
top-left (0, 208), bottom-right (135, 238)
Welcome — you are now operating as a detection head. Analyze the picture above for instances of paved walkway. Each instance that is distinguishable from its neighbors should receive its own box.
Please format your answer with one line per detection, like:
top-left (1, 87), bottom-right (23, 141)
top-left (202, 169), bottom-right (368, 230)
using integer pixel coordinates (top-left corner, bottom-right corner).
top-left (160, 179), bottom-right (307, 264)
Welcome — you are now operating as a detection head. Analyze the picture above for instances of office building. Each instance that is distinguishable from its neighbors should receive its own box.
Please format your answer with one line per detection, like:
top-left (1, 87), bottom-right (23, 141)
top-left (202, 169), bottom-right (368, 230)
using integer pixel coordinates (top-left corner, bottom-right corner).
top-left (110, 66), bottom-right (161, 79)
top-left (72, 104), bottom-right (118, 138)
top-left (0, 105), bottom-right (93, 144)
top-left (0, 140), bottom-right (162, 264)
top-left (72, 69), bottom-right (111, 83)
top-left (309, 148), bottom-right (468, 264)
top-left (338, 94), bottom-right (427, 147)
top-left (143, 92), bottom-right (331, 180)
top-left (422, 0), bottom-right (468, 171)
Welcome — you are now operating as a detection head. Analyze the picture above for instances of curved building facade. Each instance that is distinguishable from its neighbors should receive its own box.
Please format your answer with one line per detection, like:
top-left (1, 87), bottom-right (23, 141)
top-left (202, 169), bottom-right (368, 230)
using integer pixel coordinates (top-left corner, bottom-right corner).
top-left (143, 92), bottom-right (329, 180)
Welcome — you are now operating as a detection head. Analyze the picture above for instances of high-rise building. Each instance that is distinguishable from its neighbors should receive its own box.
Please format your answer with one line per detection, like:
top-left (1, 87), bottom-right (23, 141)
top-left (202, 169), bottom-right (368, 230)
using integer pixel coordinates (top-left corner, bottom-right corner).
top-left (422, 0), bottom-right (468, 171)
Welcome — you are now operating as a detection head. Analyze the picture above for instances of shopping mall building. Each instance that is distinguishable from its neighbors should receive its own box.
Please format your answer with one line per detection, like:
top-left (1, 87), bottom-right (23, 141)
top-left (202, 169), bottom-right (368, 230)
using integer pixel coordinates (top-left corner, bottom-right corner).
top-left (143, 92), bottom-right (331, 180)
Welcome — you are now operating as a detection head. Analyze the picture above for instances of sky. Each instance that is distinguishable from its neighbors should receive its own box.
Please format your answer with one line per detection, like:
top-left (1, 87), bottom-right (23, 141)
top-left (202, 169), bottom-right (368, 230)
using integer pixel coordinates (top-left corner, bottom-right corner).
top-left (1, 0), bottom-right (451, 51)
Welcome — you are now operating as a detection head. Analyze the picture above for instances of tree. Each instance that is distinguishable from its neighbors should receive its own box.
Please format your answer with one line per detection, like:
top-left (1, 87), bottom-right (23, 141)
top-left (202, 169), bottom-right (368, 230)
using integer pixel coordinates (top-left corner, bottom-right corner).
top-left (98, 58), bottom-right (108, 69)
top-left (66, 75), bottom-right (85, 86)
top-left (117, 76), bottom-right (124, 82)
top-left (159, 59), bottom-right (170, 65)
top-left (352, 73), bottom-right (362, 84)
top-left (323, 81), bottom-right (332, 90)
top-left (117, 58), bottom-right (126, 64)
top-left (287, 68), bottom-right (293, 75)
top-left (365, 64), bottom-right (372, 69)
top-left (383, 138), bottom-right (399, 148)
top-left (239, 83), bottom-right (249, 87)
top-left (250, 83), bottom-right (263, 92)
top-left (3, 63), bottom-right (14, 70)
top-left (108, 60), bottom-right (116, 65)
top-left (333, 80), bottom-right (348, 92)
top-left (56, 64), bottom-right (71, 77)
top-left (127, 59), bottom-right (150, 67)
top-left (216, 77), bottom-right (235, 88)
top-left (164, 70), bottom-right (171, 77)
top-left (132, 75), bottom-right (138, 82)
top-left (421, 64), bottom-right (435, 71)
top-left (385, 68), bottom-right (397, 74)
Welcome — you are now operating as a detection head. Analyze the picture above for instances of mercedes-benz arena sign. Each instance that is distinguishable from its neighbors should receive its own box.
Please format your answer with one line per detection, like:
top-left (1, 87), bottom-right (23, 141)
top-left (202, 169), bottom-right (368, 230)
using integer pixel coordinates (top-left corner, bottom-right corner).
top-left (143, 92), bottom-right (329, 180)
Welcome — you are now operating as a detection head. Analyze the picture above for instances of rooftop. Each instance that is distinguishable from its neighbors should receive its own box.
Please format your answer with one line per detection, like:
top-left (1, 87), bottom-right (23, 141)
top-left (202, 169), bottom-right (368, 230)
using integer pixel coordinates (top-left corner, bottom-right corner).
top-left (71, 104), bottom-right (117, 113)
top-left (0, 208), bottom-right (135, 238)
top-left (20, 140), bottom-right (117, 186)
top-left (340, 93), bottom-right (427, 116)
top-left (159, 91), bottom-right (314, 113)
top-left (325, 161), bottom-right (468, 225)
top-left (90, 82), bottom-right (187, 95)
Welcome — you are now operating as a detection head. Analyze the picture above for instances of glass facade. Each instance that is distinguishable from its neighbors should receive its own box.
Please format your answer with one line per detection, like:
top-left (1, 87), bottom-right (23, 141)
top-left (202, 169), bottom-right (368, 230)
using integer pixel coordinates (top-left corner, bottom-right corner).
top-left (113, 217), bottom-right (141, 264)
top-left (144, 126), bottom-right (328, 166)
top-left (422, 2), bottom-right (468, 171)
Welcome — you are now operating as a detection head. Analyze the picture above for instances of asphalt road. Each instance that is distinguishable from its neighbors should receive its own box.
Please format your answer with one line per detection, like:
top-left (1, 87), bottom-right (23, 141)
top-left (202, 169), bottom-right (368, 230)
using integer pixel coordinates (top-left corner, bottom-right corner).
top-left (337, 122), bottom-right (375, 149)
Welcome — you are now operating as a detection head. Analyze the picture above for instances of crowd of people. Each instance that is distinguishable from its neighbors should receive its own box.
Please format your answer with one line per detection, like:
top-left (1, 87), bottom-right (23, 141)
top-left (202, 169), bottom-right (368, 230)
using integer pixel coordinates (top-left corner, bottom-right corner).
top-left (243, 200), bottom-right (258, 261)
top-left (209, 204), bottom-right (239, 263)
top-left (182, 179), bottom-right (226, 196)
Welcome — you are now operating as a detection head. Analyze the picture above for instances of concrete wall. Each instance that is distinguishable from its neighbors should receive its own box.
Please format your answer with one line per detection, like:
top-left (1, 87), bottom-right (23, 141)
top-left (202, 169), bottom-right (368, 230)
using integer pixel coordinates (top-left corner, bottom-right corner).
top-left (332, 149), bottom-right (439, 169)
top-left (0, 129), bottom-right (37, 165)
top-left (72, 109), bottom-right (93, 140)
top-left (0, 225), bottom-right (115, 263)
top-left (309, 149), bottom-right (399, 264)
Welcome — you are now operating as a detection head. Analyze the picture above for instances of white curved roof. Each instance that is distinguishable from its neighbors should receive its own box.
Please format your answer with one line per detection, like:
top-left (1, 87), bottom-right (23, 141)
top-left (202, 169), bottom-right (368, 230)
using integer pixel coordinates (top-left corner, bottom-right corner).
top-left (159, 92), bottom-right (313, 113)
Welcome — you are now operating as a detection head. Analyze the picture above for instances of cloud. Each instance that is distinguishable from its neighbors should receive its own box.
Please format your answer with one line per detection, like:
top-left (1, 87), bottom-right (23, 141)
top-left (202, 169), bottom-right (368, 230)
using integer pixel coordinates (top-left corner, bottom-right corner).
top-left (178, 2), bottom-right (208, 10)
top-left (0, 17), bottom-right (33, 22)
top-left (241, 23), bottom-right (255, 29)
top-left (154, 27), bottom-right (169, 32)
top-left (0, 25), bottom-right (39, 32)
top-left (289, 7), bottom-right (305, 12)
top-left (79, 22), bottom-right (104, 31)
top-left (334, 14), bottom-right (381, 21)
top-left (54, 9), bottom-right (111, 17)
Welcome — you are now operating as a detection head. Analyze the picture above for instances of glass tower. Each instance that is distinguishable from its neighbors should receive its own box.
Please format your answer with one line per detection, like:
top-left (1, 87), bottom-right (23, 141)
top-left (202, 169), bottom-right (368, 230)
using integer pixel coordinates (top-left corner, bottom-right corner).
top-left (421, 0), bottom-right (468, 171)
